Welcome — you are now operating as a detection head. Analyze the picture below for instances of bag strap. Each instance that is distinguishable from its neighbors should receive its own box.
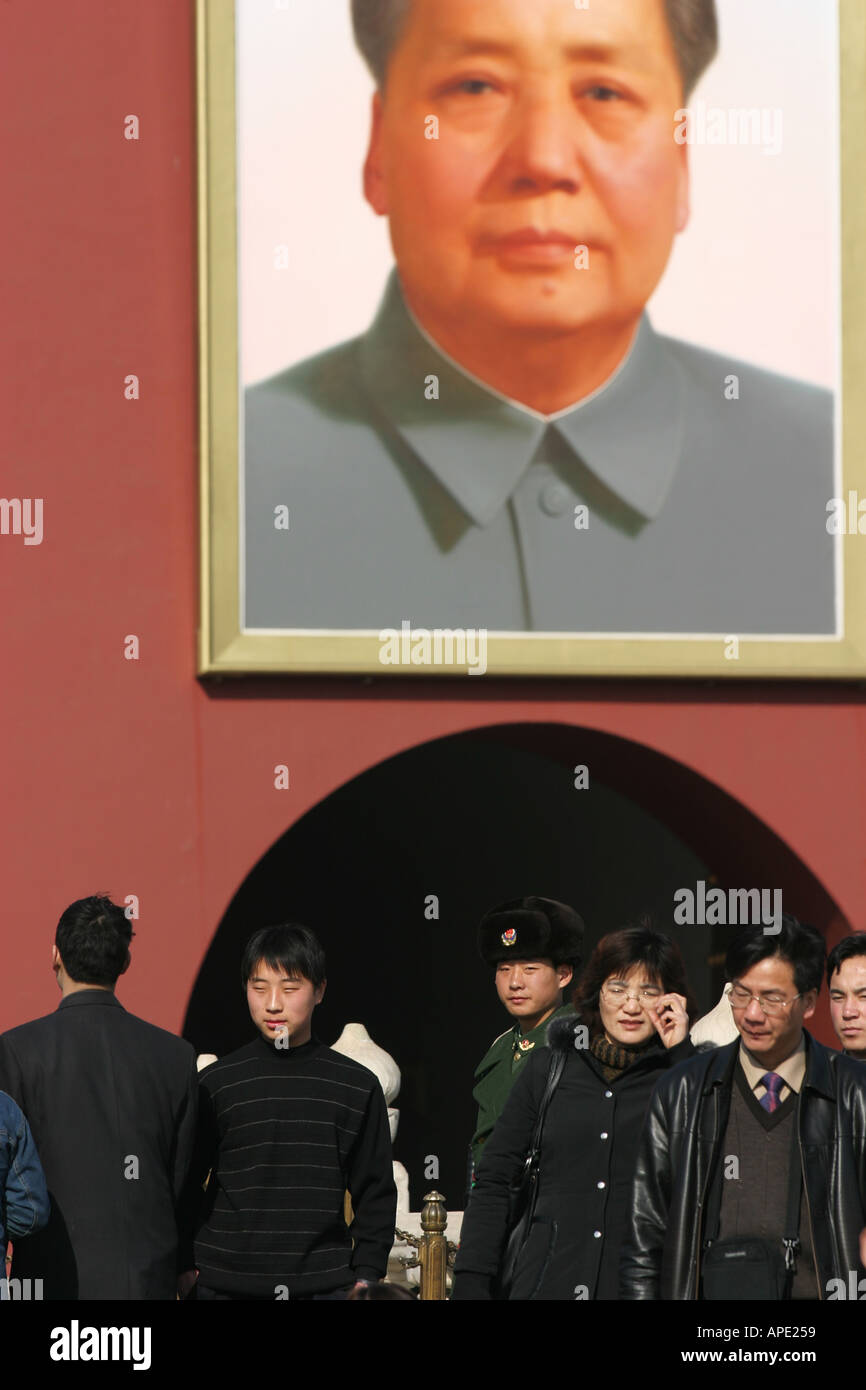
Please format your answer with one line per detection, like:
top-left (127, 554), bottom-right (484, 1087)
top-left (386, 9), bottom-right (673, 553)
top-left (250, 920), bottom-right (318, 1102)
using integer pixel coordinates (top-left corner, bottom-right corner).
top-left (523, 1047), bottom-right (566, 1172)
top-left (704, 1136), bottom-right (725, 1246)
top-left (782, 1095), bottom-right (803, 1271)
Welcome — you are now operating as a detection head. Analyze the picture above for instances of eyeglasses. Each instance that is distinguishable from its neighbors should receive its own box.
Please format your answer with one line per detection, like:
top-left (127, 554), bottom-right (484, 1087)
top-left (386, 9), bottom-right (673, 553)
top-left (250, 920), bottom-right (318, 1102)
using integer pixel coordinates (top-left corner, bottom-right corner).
top-left (729, 983), bottom-right (802, 1017)
top-left (601, 983), bottom-right (663, 1004)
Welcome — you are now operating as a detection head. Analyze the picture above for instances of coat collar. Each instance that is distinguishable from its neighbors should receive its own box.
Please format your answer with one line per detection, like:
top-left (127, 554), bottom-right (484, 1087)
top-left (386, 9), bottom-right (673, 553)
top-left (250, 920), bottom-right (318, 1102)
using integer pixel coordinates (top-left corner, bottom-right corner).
top-left (58, 989), bottom-right (124, 1011)
top-left (801, 1031), bottom-right (837, 1100)
top-left (701, 1030), bottom-right (835, 1100)
top-left (359, 269), bottom-right (686, 528)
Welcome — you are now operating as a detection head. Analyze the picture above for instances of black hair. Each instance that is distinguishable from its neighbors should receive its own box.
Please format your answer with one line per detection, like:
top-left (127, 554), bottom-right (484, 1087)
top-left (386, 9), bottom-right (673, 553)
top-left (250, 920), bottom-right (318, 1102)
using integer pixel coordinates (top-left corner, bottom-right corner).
top-left (240, 923), bottom-right (326, 991)
top-left (572, 918), bottom-right (696, 1038)
top-left (826, 932), bottom-right (866, 986)
top-left (725, 915), bottom-right (826, 996)
top-left (55, 894), bottom-right (133, 987)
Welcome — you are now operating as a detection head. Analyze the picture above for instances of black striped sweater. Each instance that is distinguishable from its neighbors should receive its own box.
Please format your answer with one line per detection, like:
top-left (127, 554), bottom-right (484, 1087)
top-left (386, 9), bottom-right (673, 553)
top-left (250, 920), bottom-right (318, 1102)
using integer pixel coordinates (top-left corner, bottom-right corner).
top-left (187, 1034), bottom-right (396, 1297)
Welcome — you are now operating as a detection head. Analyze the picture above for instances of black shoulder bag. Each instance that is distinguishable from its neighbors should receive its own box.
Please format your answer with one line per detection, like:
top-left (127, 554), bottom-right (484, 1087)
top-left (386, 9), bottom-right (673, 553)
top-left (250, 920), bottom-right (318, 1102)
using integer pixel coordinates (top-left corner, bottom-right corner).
top-left (494, 1048), bottom-right (566, 1301)
top-left (701, 1103), bottom-right (802, 1301)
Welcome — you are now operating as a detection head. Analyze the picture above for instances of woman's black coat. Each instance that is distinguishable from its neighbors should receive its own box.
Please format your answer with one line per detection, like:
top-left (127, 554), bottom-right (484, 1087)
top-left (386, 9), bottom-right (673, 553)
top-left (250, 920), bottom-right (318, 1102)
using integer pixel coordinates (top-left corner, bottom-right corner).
top-left (453, 1015), bottom-right (693, 1300)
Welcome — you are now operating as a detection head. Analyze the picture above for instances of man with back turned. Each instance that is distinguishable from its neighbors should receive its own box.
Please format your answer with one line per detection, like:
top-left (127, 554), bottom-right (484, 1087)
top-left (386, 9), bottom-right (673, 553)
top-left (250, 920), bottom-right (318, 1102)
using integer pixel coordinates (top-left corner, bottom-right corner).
top-left (0, 895), bottom-right (198, 1299)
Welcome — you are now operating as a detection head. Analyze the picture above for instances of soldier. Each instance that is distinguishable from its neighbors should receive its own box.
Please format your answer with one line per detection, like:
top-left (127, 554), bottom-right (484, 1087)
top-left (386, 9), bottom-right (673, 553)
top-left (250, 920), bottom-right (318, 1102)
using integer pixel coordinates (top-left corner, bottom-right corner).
top-left (469, 896), bottom-right (584, 1183)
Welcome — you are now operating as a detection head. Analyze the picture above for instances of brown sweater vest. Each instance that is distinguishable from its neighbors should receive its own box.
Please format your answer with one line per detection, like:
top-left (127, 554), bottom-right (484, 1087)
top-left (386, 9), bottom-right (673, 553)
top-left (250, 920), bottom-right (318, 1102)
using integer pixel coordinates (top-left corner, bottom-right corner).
top-left (717, 1065), bottom-right (819, 1299)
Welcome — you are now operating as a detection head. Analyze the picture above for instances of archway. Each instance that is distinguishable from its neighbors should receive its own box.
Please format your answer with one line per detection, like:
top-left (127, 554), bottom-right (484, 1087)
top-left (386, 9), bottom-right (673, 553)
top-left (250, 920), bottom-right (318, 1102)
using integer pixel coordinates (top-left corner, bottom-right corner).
top-left (183, 721), bottom-right (844, 1210)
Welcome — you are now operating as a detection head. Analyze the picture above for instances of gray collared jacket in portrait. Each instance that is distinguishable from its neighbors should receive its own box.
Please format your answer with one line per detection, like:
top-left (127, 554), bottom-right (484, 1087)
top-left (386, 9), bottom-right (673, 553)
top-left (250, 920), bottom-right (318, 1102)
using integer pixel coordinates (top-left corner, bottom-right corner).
top-left (244, 270), bottom-right (834, 635)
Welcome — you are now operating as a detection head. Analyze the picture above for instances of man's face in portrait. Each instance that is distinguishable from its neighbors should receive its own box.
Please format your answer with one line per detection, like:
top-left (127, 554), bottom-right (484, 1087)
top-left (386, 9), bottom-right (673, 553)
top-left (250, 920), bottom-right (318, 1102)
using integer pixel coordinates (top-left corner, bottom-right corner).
top-left (364, 0), bottom-right (690, 347)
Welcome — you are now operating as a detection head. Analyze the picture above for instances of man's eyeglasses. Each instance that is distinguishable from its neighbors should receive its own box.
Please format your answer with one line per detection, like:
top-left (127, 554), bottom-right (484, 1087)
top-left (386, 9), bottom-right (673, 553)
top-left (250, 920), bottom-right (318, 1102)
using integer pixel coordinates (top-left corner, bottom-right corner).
top-left (601, 983), bottom-right (663, 1004)
top-left (729, 983), bottom-right (802, 1017)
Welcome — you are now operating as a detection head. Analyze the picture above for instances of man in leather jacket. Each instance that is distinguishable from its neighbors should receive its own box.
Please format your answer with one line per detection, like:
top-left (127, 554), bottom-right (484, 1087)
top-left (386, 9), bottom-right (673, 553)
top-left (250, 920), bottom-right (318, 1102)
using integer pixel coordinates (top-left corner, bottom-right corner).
top-left (620, 916), bottom-right (866, 1300)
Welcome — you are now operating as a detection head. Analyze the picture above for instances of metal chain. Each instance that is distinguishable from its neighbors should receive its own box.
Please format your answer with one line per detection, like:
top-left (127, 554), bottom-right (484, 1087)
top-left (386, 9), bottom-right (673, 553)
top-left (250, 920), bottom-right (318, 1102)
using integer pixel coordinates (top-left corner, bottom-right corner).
top-left (394, 1228), bottom-right (458, 1269)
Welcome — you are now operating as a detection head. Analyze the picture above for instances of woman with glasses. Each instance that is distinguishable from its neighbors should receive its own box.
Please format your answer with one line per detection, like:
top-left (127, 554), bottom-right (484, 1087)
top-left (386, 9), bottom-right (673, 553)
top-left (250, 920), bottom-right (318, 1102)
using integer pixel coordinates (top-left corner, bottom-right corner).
top-left (452, 922), bottom-right (696, 1300)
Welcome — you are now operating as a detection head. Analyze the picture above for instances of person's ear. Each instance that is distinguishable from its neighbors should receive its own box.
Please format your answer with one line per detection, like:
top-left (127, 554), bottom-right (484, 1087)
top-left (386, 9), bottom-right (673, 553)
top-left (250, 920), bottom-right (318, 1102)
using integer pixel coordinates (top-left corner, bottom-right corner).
top-left (557, 964), bottom-right (574, 990)
top-left (363, 92), bottom-right (389, 217)
top-left (675, 140), bottom-right (690, 235)
top-left (51, 944), bottom-right (61, 973)
top-left (314, 979), bottom-right (327, 1007)
top-left (118, 951), bottom-right (131, 977)
top-left (801, 989), bottom-right (818, 1022)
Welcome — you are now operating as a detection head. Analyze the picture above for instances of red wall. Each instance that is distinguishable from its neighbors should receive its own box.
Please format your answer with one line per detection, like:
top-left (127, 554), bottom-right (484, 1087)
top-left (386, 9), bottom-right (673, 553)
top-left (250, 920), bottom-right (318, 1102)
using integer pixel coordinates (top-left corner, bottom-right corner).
top-left (3, 0), bottom-right (864, 1041)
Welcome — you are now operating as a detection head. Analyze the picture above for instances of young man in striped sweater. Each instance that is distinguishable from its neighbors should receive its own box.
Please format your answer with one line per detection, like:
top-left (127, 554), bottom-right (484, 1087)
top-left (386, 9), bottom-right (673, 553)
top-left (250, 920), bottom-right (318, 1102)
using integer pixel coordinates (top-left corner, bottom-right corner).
top-left (181, 924), bottom-right (396, 1300)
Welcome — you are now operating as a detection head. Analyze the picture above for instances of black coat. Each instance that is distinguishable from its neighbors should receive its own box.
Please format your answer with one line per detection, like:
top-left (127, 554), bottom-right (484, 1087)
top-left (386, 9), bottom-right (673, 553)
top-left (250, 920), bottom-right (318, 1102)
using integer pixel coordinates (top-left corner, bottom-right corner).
top-left (620, 1031), bottom-right (866, 1300)
top-left (0, 990), bottom-right (198, 1299)
top-left (453, 1016), bottom-right (693, 1300)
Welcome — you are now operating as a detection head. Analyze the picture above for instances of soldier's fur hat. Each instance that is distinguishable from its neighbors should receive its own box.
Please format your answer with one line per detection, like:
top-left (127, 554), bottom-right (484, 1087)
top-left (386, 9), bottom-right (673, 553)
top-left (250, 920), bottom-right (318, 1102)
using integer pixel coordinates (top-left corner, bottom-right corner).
top-left (478, 896), bottom-right (584, 969)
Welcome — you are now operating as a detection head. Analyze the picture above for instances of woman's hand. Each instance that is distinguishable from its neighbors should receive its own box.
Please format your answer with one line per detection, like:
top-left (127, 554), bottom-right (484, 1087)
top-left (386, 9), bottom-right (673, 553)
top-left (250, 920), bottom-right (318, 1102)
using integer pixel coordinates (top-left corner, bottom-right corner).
top-left (643, 993), bottom-right (689, 1049)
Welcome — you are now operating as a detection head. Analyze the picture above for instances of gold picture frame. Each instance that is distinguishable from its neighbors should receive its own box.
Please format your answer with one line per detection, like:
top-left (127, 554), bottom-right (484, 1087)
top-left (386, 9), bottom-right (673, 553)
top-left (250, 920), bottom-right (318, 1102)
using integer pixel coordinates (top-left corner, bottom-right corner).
top-left (197, 0), bottom-right (866, 678)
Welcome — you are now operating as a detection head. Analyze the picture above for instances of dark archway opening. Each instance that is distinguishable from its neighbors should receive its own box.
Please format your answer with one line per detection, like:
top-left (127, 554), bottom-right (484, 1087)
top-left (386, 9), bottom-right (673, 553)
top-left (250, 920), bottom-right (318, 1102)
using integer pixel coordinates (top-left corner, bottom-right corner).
top-left (183, 722), bottom-right (842, 1211)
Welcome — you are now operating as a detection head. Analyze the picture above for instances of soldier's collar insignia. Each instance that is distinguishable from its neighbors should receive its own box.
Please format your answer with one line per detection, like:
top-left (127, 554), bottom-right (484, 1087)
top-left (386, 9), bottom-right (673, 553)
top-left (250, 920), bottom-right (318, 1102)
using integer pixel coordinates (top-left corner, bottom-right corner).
top-left (517, 1037), bottom-right (535, 1051)
top-left (501, 927), bottom-right (517, 947)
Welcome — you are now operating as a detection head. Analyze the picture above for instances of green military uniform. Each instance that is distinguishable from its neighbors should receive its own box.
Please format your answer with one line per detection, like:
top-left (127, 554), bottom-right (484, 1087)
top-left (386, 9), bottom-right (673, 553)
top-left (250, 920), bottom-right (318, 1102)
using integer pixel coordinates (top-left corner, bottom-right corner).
top-left (470, 1003), bottom-right (575, 1177)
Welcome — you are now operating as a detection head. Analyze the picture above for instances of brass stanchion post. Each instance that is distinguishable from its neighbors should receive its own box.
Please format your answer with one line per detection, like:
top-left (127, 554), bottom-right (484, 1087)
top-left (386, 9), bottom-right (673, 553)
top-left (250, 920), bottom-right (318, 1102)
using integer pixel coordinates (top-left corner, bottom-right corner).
top-left (418, 1190), bottom-right (448, 1301)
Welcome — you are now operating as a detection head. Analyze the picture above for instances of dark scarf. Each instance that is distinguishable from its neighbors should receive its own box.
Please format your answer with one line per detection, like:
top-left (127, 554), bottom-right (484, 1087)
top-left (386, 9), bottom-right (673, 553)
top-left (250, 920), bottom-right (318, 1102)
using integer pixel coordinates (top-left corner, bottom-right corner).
top-left (590, 1031), bottom-right (660, 1081)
